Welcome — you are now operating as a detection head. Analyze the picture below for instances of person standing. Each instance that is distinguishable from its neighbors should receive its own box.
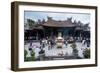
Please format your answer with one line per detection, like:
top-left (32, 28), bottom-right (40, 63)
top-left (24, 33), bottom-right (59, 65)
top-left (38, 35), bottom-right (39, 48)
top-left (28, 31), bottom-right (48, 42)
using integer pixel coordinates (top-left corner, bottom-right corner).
top-left (29, 41), bottom-right (33, 51)
top-left (48, 41), bottom-right (51, 50)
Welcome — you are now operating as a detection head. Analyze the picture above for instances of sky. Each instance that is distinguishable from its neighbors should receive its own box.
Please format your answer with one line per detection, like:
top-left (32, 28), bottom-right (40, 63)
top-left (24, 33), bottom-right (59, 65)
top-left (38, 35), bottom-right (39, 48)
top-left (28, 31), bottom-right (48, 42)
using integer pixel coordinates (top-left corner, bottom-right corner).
top-left (24, 11), bottom-right (90, 24)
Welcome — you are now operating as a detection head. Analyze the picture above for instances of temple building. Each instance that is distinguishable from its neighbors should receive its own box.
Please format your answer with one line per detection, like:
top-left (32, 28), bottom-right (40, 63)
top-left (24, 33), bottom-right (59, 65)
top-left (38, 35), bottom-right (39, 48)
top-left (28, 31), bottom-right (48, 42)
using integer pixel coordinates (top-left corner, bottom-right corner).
top-left (24, 17), bottom-right (90, 41)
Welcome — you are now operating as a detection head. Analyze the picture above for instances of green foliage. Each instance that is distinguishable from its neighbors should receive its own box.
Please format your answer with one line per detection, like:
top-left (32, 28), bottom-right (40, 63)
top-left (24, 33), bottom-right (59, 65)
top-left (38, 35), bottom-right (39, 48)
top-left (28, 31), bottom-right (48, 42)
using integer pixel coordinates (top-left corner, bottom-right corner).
top-left (70, 43), bottom-right (77, 49)
top-left (31, 50), bottom-right (35, 57)
top-left (24, 50), bottom-right (28, 60)
top-left (24, 50), bottom-right (28, 55)
top-left (27, 19), bottom-right (35, 28)
top-left (25, 57), bottom-right (35, 61)
top-left (24, 50), bottom-right (36, 62)
top-left (70, 43), bottom-right (79, 57)
top-left (83, 49), bottom-right (90, 58)
top-left (73, 49), bottom-right (78, 53)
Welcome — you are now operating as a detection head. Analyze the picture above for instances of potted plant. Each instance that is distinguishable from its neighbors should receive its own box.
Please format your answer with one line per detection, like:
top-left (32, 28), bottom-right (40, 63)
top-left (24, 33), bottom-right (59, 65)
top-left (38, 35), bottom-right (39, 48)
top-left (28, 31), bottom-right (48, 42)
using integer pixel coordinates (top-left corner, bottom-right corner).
top-left (24, 50), bottom-right (28, 61)
top-left (83, 48), bottom-right (90, 58)
top-left (31, 50), bottom-right (35, 61)
top-left (70, 43), bottom-right (78, 57)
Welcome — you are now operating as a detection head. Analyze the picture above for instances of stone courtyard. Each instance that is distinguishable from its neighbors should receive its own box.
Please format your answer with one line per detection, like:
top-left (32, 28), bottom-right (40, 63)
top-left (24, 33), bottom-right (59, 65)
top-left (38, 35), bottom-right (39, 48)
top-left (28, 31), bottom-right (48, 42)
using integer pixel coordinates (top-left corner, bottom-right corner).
top-left (24, 41), bottom-right (90, 61)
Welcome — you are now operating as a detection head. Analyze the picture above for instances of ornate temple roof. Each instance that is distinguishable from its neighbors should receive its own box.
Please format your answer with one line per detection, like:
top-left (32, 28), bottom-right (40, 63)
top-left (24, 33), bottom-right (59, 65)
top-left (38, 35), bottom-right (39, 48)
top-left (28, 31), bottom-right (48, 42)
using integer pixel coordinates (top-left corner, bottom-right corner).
top-left (25, 17), bottom-right (90, 31)
top-left (42, 17), bottom-right (76, 27)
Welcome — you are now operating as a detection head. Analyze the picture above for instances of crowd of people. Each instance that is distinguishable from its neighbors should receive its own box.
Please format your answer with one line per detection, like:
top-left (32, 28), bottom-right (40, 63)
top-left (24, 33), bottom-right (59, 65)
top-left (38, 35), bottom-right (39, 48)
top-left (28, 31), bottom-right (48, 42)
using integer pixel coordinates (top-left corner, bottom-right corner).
top-left (27, 36), bottom-right (90, 51)
top-left (24, 36), bottom-right (90, 61)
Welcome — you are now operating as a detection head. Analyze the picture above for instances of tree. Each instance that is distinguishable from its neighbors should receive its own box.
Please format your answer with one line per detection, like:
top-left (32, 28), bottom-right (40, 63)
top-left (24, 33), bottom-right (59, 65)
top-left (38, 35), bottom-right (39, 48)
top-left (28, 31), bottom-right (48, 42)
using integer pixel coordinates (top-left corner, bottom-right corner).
top-left (24, 50), bottom-right (28, 61)
top-left (27, 19), bottom-right (35, 29)
top-left (70, 43), bottom-right (78, 57)
top-left (83, 23), bottom-right (90, 30)
top-left (83, 49), bottom-right (90, 58)
top-left (84, 23), bottom-right (89, 27)
top-left (70, 43), bottom-right (76, 49)
top-left (31, 50), bottom-right (35, 60)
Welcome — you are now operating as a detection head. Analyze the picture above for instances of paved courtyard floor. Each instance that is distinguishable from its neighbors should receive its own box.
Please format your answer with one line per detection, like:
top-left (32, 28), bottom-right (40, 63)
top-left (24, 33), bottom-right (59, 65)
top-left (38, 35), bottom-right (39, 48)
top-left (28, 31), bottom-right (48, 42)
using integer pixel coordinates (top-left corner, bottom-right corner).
top-left (24, 41), bottom-right (89, 59)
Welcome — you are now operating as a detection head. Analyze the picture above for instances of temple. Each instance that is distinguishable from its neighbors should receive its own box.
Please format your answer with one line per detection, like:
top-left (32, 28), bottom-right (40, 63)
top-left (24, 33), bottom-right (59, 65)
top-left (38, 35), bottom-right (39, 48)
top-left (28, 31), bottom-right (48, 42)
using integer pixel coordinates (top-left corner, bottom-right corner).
top-left (24, 17), bottom-right (90, 41)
